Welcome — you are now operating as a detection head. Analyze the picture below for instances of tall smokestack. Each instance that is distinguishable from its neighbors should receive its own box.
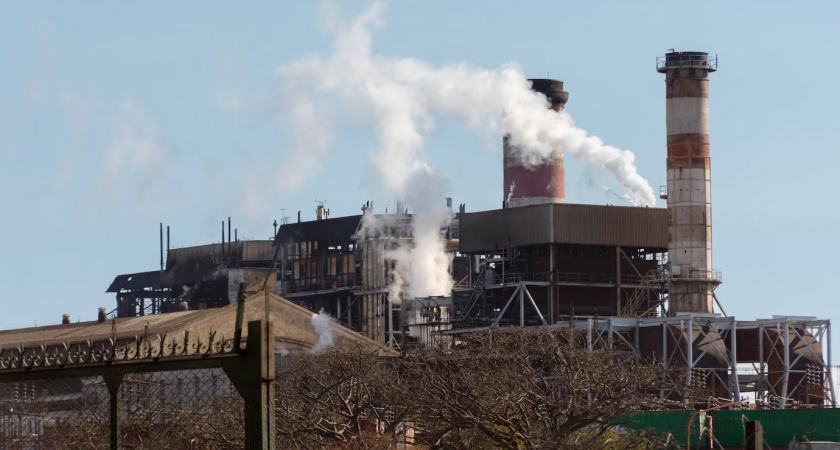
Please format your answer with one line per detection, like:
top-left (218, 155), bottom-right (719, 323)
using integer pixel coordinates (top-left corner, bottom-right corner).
top-left (657, 51), bottom-right (720, 314)
top-left (503, 78), bottom-right (568, 207)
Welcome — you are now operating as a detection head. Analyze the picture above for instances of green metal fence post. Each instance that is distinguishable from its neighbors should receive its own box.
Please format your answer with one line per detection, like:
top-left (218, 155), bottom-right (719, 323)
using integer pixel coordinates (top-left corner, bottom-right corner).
top-left (103, 374), bottom-right (124, 450)
top-left (226, 320), bottom-right (275, 449)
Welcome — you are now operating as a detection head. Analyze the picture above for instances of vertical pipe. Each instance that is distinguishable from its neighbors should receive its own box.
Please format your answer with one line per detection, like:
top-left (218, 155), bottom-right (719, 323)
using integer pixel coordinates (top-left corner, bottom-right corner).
top-left (468, 254), bottom-right (472, 288)
top-left (235, 228), bottom-right (238, 242)
top-left (519, 283), bottom-right (525, 327)
top-left (730, 318), bottom-right (740, 401)
top-left (549, 244), bottom-right (555, 324)
top-left (166, 225), bottom-right (170, 260)
top-left (686, 319), bottom-right (693, 400)
top-left (228, 217), bottom-right (232, 255)
top-left (234, 283), bottom-right (246, 348)
top-left (222, 221), bottom-right (226, 259)
top-left (661, 323), bottom-right (668, 400)
top-left (387, 297), bottom-right (395, 348)
top-left (336, 297), bottom-right (341, 323)
top-left (159, 223), bottom-right (164, 271)
top-left (781, 322), bottom-right (790, 409)
top-left (759, 325), bottom-right (765, 403)
top-left (615, 246), bottom-right (621, 315)
top-left (828, 322), bottom-right (836, 407)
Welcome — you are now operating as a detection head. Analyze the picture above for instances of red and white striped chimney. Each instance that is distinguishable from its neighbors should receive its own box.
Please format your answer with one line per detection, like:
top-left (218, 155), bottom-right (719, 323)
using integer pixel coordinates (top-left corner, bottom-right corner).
top-left (503, 79), bottom-right (568, 208)
top-left (657, 51), bottom-right (721, 314)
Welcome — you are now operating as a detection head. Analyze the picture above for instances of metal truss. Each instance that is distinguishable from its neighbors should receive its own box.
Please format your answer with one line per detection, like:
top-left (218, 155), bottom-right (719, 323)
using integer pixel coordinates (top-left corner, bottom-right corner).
top-left (491, 282), bottom-right (548, 327)
top-left (638, 315), bottom-right (739, 406)
top-left (736, 317), bottom-right (835, 409)
top-left (439, 312), bottom-right (834, 411)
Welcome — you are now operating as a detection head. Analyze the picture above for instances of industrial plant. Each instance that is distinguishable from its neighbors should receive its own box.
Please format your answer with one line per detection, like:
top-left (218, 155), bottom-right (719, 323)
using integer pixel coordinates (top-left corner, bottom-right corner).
top-left (103, 51), bottom-right (834, 411)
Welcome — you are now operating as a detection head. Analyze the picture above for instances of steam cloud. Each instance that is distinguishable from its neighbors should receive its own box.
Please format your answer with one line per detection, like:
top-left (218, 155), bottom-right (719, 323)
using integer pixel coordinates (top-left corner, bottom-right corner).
top-left (311, 310), bottom-right (334, 348)
top-left (268, 1), bottom-right (655, 300)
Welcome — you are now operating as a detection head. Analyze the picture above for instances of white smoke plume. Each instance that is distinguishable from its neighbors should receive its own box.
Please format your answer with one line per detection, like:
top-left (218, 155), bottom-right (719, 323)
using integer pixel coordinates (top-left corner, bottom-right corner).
top-left (272, 1), bottom-right (655, 300)
top-left (276, 1), bottom-right (654, 207)
top-left (357, 205), bottom-right (453, 302)
top-left (311, 309), bottom-right (334, 348)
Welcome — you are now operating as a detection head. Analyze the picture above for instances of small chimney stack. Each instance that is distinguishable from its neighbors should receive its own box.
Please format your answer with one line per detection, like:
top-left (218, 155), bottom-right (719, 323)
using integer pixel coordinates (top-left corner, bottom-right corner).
top-left (62, 314), bottom-right (71, 325)
top-left (503, 79), bottom-right (568, 207)
top-left (178, 301), bottom-right (189, 312)
top-left (97, 307), bottom-right (107, 324)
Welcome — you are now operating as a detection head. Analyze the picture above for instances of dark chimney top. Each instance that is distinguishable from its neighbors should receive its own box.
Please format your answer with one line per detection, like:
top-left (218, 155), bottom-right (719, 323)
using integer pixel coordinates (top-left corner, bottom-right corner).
top-left (97, 307), bottom-right (107, 324)
top-left (62, 314), bottom-right (71, 325)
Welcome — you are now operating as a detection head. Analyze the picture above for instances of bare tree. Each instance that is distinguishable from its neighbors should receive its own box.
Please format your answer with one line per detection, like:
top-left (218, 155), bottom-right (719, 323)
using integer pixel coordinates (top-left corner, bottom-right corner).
top-left (401, 328), bottom-right (668, 449)
top-left (274, 342), bottom-right (411, 449)
top-left (273, 328), bottom-right (670, 449)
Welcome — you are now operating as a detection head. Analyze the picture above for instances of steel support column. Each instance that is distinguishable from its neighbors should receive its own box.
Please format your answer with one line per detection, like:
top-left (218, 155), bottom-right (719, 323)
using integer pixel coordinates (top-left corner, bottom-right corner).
top-left (549, 244), bottom-right (555, 324)
top-left (226, 321), bottom-right (276, 450)
top-left (104, 374), bottom-right (124, 450)
top-left (759, 325), bottom-right (765, 403)
top-left (686, 320), bottom-right (693, 406)
top-left (829, 322), bottom-right (836, 406)
top-left (781, 322), bottom-right (790, 409)
top-left (615, 246), bottom-right (621, 316)
top-left (730, 319), bottom-right (740, 401)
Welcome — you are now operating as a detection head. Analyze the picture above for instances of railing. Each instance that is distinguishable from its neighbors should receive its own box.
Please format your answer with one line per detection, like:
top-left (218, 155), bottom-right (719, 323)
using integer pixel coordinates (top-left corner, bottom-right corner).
top-left (556, 272), bottom-right (643, 285)
top-left (649, 268), bottom-right (722, 283)
top-left (284, 275), bottom-right (359, 294)
top-left (486, 271), bottom-right (550, 285)
top-left (452, 275), bottom-right (470, 289)
top-left (656, 53), bottom-right (717, 70)
top-left (478, 271), bottom-right (645, 286)
top-left (680, 269), bottom-right (722, 283)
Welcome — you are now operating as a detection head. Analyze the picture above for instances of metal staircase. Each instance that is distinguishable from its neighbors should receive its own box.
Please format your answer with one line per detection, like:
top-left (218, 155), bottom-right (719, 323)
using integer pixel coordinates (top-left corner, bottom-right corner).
top-left (621, 269), bottom-right (668, 317)
top-left (459, 264), bottom-right (487, 320)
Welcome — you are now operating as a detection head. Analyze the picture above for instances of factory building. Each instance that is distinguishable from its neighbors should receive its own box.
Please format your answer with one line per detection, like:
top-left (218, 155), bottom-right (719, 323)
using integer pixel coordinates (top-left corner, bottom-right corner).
top-left (104, 53), bottom-right (834, 409)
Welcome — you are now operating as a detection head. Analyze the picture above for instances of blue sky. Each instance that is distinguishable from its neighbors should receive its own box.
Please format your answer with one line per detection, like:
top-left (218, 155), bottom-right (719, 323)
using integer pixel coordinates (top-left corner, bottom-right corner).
top-left (1, 1), bottom-right (838, 355)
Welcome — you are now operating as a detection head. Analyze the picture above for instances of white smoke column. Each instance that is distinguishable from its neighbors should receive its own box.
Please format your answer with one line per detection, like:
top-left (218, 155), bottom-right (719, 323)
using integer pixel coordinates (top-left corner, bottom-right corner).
top-left (275, 1), bottom-right (656, 298)
top-left (357, 205), bottom-right (453, 303)
top-left (311, 310), bottom-right (334, 348)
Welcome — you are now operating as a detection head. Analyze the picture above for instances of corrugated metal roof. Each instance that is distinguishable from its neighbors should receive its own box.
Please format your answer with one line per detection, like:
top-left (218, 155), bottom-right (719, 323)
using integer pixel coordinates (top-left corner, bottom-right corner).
top-left (106, 267), bottom-right (223, 293)
top-left (106, 271), bottom-right (162, 293)
top-left (166, 240), bottom-right (273, 270)
top-left (275, 215), bottom-right (362, 245)
top-left (0, 293), bottom-right (394, 355)
top-left (459, 204), bottom-right (667, 253)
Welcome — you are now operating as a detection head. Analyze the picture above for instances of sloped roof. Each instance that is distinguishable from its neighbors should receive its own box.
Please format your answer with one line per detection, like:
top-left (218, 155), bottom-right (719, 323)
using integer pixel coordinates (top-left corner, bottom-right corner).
top-left (0, 293), bottom-right (395, 355)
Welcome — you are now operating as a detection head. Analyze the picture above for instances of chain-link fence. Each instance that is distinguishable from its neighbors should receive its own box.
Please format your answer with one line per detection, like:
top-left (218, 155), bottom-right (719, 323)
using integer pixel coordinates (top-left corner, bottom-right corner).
top-left (0, 369), bottom-right (244, 450)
